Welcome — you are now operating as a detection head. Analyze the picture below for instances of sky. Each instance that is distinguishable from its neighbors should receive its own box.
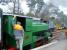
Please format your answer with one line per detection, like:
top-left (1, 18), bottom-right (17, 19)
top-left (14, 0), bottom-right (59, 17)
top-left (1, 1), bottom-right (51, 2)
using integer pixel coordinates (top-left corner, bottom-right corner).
top-left (0, 0), bottom-right (29, 14)
top-left (0, 0), bottom-right (67, 15)
top-left (0, 3), bottom-right (11, 13)
top-left (20, 0), bottom-right (30, 14)
top-left (20, 0), bottom-right (51, 14)
top-left (20, 0), bottom-right (67, 15)
top-left (45, 0), bottom-right (67, 15)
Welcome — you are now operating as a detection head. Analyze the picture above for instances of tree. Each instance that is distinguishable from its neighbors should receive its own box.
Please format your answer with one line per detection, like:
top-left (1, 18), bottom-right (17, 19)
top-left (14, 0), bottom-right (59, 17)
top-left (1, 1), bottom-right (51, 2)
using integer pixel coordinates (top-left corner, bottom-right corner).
top-left (0, 0), bottom-right (24, 15)
top-left (27, 0), bottom-right (45, 17)
top-left (27, 0), bottom-right (36, 12)
top-left (35, 0), bottom-right (45, 17)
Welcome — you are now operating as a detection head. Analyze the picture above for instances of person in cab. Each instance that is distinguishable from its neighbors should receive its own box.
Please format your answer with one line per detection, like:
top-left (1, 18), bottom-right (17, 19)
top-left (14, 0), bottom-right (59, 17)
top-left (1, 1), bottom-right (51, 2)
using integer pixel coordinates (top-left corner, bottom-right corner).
top-left (13, 21), bottom-right (24, 50)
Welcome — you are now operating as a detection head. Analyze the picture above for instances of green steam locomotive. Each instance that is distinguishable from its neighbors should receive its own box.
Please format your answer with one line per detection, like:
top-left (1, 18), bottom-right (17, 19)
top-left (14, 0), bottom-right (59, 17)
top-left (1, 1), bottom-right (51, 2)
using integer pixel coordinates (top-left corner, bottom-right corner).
top-left (1, 14), bottom-right (50, 50)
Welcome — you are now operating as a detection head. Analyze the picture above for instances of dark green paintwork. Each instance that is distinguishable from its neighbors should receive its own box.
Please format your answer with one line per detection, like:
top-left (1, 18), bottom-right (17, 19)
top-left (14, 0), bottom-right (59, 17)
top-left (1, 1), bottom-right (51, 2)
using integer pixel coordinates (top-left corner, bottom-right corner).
top-left (3, 15), bottom-right (17, 47)
top-left (3, 15), bottom-right (50, 48)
